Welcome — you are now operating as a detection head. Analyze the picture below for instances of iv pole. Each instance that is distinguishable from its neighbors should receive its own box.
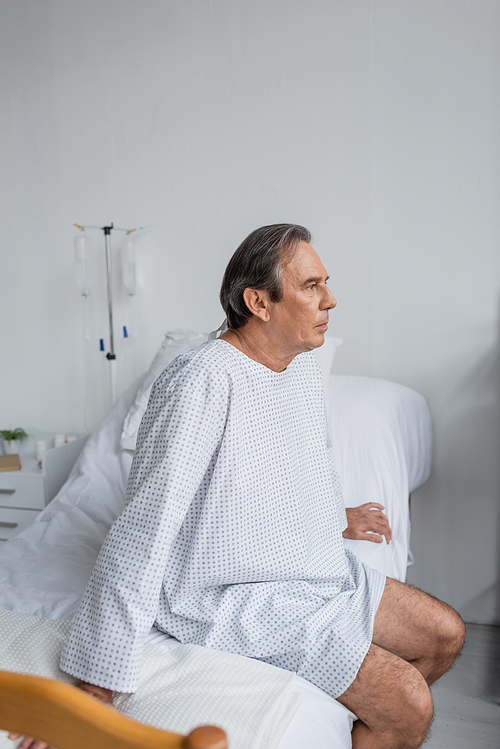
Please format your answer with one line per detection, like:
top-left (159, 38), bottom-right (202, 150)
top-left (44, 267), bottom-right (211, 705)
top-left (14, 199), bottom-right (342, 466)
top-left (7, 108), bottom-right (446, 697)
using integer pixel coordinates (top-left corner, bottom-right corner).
top-left (74, 222), bottom-right (138, 405)
top-left (103, 224), bottom-right (117, 404)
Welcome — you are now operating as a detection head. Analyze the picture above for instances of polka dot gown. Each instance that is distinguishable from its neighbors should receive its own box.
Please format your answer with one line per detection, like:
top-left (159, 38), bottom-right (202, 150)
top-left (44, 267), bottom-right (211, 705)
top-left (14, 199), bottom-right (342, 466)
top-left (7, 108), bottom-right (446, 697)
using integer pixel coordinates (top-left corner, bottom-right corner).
top-left (60, 340), bottom-right (386, 697)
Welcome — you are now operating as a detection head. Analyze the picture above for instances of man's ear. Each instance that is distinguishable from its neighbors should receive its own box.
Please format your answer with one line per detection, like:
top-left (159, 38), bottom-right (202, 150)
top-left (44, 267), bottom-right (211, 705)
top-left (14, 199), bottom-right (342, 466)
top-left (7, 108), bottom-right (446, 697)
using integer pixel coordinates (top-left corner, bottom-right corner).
top-left (243, 287), bottom-right (271, 322)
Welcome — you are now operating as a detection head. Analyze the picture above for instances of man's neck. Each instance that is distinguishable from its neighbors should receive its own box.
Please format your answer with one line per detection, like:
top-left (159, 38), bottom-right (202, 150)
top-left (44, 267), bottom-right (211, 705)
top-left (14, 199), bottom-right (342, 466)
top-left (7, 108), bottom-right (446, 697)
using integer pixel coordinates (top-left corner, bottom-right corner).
top-left (220, 323), bottom-right (298, 373)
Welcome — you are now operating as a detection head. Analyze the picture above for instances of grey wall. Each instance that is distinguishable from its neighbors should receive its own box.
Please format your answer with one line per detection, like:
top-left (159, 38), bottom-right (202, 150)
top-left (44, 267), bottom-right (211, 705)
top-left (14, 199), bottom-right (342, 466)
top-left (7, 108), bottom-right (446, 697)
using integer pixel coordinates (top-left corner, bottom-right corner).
top-left (1, 0), bottom-right (499, 623)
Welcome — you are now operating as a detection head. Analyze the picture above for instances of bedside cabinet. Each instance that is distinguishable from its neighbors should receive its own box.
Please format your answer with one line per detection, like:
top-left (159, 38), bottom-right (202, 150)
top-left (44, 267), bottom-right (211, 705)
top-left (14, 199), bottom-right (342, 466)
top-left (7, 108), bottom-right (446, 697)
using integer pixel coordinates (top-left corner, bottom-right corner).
top-left (0, 436), bottom-right (88, 543)
top-left (0, 457), bottom-right (46, 542)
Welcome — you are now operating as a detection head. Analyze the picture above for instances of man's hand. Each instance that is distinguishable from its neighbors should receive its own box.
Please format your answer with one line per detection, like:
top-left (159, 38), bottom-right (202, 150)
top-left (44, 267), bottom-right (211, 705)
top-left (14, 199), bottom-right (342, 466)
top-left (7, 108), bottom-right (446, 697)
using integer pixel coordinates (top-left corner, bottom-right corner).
top-left (7, 681), bottom-right (115, 749)
top-left (7, 734), bottom-right (53, 749)
top-left (74, 679), bottom-right (114, 705)
top-left (343, 502), bottom-right (392, 544)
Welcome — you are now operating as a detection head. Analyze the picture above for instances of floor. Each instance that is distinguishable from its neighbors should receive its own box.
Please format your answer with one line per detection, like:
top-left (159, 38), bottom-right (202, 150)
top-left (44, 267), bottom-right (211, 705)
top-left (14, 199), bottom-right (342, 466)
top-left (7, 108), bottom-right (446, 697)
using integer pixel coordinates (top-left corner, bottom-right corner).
top-left (425, 623), bottom-right (500, 748)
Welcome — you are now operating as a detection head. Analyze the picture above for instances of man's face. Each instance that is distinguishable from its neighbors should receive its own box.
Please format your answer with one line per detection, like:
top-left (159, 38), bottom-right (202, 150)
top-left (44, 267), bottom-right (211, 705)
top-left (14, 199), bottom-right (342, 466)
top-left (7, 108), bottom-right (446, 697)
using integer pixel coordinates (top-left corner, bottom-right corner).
top-left (269, 241), bottom-right (337, 354)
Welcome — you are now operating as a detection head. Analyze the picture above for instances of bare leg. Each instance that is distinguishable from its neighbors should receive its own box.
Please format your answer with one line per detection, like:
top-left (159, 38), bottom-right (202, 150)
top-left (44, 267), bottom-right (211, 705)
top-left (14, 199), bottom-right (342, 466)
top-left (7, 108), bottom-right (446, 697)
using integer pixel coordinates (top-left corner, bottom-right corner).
top-left (337, 644), bottom-right (433, 749)
top-left (372, 578), bottom-right (465, 685)
top-left (337, 578), bottom-right (465, 748)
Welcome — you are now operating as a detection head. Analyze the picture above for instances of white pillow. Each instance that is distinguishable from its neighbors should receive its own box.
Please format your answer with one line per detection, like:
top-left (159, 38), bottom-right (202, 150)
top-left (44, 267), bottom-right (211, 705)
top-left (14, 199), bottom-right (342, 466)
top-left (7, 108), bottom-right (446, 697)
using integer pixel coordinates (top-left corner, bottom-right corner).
top-left (120, 330), bottom-right (207, 450)
top-left (120, 330), bottom-right (342, 451)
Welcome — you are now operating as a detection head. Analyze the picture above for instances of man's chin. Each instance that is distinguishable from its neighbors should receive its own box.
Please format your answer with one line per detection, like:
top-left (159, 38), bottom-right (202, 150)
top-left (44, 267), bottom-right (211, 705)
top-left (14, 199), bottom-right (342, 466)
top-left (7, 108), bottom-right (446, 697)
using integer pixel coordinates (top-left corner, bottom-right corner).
top-left (305, 330), bottom-right (327, 350)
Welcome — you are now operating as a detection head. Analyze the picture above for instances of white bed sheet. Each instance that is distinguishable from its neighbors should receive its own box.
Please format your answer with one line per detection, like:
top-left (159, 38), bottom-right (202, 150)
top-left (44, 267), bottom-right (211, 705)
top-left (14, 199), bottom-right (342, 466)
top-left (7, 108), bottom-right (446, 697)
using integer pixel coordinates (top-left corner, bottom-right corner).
top-left (0, 609), bottom-right (301, 749)
top-left (0, 371), bottom-right (431, 749)
top-left (144, 628), bottom-right (357, 749)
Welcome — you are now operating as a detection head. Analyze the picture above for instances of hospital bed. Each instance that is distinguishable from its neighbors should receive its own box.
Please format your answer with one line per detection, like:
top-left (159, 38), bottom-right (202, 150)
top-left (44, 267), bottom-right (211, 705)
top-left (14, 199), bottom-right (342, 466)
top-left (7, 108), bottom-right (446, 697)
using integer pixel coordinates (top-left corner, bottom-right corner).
top-left (0, 331), bottom-right (432, 749)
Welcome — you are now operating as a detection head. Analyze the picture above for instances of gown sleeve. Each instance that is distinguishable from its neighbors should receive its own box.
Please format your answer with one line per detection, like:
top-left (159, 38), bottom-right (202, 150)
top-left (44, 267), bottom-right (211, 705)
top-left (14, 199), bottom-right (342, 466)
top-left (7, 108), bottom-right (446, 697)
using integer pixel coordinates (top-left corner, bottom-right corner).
top-left (60, 377), bottom-right (227, 692)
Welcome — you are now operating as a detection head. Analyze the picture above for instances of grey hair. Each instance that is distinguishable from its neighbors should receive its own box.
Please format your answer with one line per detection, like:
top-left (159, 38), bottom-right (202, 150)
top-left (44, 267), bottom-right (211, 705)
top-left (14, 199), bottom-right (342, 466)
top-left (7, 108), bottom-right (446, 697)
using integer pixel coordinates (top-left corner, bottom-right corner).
top-left (220, 224), bottom-right (311, 330)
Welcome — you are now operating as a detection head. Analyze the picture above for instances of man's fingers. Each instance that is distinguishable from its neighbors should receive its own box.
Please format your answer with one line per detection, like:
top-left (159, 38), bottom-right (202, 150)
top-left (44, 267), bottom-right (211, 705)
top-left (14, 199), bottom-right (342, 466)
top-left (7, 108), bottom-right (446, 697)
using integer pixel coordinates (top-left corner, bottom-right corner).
top-left (8, 736), bottom-right (50, 749)
top-left (368, 511), bottom-right (389, 525)
top-left (374, 516), bottom-right (391, 532)
top-left (362, 533), bottom-right (384, 543)
top-left (362, 512), bottom-right (391, 532)
top-left (364, 512), bottom-right (392, 542)
top-left (19, 739), bottom-right (39, 749)
top-left (363, 502), bottom-right (385, 510)
top-left (371, 520), bottom-right (391, 543)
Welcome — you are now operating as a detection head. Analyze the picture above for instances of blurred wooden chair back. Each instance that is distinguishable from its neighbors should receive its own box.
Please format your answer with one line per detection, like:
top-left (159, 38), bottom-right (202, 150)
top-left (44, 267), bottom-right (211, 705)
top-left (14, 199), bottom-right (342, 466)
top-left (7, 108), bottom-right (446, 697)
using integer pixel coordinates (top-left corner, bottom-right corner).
top-left (0, 670), bottom-right (227, 749)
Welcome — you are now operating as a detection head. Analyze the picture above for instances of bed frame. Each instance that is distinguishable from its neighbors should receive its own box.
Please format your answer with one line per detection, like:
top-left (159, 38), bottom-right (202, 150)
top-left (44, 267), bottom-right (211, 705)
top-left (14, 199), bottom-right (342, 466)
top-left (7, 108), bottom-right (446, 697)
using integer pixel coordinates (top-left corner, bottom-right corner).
top-left (0, 670), bottom-right (227, 749)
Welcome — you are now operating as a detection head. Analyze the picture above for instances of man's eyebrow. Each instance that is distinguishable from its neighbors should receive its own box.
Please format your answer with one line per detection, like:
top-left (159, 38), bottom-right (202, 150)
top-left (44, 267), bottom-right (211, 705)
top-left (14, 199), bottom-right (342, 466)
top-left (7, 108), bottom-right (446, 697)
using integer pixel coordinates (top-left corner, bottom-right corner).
top-left (302, 275), bottom-right (329, 286)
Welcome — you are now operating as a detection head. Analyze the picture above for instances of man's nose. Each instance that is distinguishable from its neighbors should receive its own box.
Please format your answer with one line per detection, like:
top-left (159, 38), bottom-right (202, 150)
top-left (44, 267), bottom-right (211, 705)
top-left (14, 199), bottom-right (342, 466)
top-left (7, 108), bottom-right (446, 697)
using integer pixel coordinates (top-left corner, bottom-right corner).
top-left (322, 287), bottom-right (337, 310)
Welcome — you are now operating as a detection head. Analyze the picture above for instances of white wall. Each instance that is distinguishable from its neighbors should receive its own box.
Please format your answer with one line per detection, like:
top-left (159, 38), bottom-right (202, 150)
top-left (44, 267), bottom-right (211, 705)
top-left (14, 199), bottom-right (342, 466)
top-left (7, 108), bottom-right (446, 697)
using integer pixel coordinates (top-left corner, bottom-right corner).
top-left (368, 1), bottom-right (500, 625)
top-left (1, 0), bottom-right (499, 623)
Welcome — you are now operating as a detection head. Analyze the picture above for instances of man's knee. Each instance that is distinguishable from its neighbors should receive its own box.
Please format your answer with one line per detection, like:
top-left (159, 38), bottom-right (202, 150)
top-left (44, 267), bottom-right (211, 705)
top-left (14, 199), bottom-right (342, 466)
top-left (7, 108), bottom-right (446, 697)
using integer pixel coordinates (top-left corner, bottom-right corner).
top-left (398, 671), bottom-right (434, 747)
top-left (406, 583), bottom-right (466, 664)
top-left (338, 646), bottom-right (434, 748)
top-left (448, 608), bottom-right (466, 655)
top-left (434, 601), bottom-right (465, 661)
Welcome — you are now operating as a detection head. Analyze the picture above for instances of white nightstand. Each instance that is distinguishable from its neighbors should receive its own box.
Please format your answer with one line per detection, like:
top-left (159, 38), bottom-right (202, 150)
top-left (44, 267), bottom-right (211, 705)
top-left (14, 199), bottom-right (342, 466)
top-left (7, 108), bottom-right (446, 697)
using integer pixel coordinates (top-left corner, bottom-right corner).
top-left (0, 436), bottom-right (88, 543)
top-left (0, 456), bottom-right (45, 542)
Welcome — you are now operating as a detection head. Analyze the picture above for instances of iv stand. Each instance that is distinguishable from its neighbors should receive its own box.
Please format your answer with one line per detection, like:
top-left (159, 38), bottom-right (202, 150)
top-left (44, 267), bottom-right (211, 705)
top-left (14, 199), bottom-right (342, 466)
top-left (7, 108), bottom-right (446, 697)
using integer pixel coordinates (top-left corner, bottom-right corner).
top-left (74, 221), bottom-right (130, 405)
top-left (103, 225), bottom-right (117, 404)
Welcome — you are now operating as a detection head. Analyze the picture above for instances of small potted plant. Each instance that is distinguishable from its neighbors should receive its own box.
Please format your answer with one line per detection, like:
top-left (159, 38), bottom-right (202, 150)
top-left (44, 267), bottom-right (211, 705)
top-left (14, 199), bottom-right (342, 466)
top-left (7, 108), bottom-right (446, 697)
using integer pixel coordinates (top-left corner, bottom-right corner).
top-left (1, 428), bottom-right (29, 455)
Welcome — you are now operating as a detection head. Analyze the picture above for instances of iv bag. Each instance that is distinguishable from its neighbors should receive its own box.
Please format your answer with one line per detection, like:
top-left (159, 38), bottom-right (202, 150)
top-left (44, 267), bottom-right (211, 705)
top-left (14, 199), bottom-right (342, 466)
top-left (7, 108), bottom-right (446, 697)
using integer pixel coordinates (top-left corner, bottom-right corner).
top-left (74, 233), bottom-right (93, 296)
top-left (122, 236), bottom-right (137, 296)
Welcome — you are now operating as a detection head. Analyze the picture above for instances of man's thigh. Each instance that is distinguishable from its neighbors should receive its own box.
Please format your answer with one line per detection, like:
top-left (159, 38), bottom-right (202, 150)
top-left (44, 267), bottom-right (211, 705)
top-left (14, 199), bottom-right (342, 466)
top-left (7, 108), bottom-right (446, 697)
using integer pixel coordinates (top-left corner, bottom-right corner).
top-left (373, 576), bottom-right (459, 662)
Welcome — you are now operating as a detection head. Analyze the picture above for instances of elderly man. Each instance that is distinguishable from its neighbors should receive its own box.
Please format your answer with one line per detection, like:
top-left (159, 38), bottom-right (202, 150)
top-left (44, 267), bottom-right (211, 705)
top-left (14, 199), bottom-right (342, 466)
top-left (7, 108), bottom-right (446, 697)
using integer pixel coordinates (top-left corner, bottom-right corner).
top-left (12, 224), bottom-right (464, 749)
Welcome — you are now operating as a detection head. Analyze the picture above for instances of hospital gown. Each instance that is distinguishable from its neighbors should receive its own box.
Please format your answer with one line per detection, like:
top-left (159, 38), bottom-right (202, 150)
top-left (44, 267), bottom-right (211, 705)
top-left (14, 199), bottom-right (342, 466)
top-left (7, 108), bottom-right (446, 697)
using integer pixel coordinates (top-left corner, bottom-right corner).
top-left (60, 339), bottom-right (386, 697)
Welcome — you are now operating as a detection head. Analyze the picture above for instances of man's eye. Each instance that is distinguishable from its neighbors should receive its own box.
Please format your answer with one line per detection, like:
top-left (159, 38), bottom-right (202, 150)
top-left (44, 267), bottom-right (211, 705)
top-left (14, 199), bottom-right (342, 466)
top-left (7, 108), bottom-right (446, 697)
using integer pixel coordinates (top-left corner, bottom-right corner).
top-left (306, 284), bottom-right (316, 290)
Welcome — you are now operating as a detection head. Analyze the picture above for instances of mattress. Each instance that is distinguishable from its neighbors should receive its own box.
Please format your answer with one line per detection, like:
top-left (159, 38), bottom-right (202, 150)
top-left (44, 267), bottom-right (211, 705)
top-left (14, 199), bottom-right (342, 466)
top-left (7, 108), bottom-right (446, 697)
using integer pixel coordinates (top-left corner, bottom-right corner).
top-left (326, 374), bottom-right (432, 576)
